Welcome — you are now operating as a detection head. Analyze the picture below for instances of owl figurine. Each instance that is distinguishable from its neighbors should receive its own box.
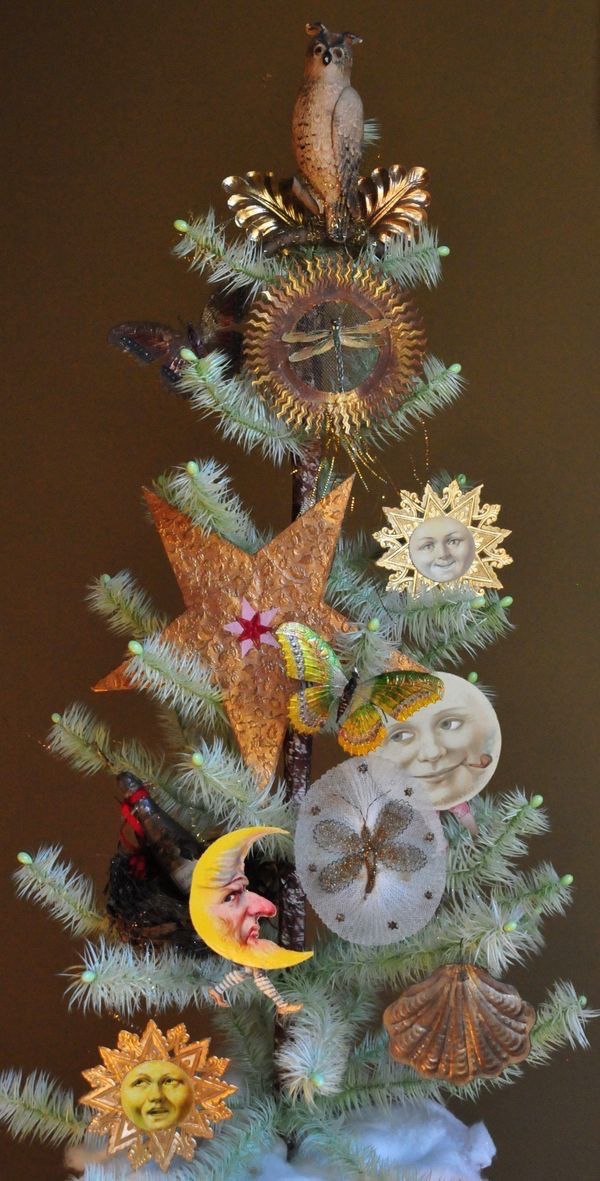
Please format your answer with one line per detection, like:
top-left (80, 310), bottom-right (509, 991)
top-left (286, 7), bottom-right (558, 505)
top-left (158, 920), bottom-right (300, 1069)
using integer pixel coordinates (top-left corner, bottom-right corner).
top-left (292, 22), bottom-right (364, 242)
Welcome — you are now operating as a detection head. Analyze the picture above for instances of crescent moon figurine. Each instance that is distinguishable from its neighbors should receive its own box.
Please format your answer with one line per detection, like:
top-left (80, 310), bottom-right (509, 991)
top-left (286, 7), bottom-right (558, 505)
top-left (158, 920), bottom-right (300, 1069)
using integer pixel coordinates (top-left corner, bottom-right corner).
top-left (190, 826), bottom-right (312, 1013)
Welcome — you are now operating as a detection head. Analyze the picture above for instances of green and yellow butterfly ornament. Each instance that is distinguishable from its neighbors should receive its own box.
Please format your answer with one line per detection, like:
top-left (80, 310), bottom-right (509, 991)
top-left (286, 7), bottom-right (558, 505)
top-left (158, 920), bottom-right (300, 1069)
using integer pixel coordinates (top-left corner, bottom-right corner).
top-left (275, 622), bottom-right (443, 755)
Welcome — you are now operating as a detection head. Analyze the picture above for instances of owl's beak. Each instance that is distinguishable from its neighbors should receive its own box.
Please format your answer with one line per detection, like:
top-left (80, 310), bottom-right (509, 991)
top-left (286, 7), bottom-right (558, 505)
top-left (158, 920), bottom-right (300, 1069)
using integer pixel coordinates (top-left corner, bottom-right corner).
top-left (322, 49), bottom-right (332, 65)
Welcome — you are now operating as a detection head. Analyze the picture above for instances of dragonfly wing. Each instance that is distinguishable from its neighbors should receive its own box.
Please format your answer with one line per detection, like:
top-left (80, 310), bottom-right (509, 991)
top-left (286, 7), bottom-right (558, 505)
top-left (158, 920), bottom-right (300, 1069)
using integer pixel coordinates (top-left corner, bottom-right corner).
top-left (341, 337), bottom-right (382, 350)
top-left (288, 338), bottom-right (334, 362)
top-left (276, 622), bottom-right (345, 688)
top-left (341, 318), bottom-right (390, 336)
top-left (289, 685), bottom-right (337, 734)
top-left (318, 852), bottom-right (364, 894)
top-left (313, 819), bottom-right (362, 854)
top-left (282, 329), bottom-right (329, 344)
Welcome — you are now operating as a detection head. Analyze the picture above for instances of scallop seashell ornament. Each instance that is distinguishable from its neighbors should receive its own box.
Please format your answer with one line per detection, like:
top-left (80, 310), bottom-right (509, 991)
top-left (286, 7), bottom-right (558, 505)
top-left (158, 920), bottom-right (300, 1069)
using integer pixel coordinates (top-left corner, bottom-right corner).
top-left (383, 963), bottom-right (536, 1084)
top-left (295, 754), bottom-right (446, 946)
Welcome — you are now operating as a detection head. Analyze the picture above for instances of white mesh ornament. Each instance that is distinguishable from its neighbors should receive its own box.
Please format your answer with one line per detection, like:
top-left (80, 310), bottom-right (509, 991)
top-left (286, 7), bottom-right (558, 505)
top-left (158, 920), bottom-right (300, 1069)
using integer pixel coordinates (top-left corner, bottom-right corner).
top-left (295, 754), bottom-right (446, 945)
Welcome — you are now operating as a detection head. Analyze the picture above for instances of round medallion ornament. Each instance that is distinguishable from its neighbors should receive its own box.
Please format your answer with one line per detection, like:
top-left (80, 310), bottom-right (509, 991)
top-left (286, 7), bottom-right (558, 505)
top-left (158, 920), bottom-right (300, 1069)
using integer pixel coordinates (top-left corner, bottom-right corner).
top-left (244, 255), bottom-right (426, 439)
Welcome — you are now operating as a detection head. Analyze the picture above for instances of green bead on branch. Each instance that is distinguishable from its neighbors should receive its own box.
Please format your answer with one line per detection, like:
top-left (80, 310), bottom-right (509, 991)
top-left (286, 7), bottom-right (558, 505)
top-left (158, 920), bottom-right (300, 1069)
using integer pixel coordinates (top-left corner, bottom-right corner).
top-left (86, 570), bottom-right (167, 639)
top-left (14, 847), bottom-right (107, 938)
top-left (177, 352), bottom-right (305, 465)
top-left (155, 457), bottom-right (265, 551)
top-left (125, 636), bottom-right (226, 729)
top-left (367, 223), bottom-right (449, 289)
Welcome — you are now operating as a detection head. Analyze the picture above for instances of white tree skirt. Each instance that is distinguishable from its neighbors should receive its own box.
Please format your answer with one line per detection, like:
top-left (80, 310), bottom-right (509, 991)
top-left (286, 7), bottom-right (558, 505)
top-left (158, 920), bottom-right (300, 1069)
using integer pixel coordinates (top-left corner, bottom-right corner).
top-left (71, 1100), bottom-right (495, 1181)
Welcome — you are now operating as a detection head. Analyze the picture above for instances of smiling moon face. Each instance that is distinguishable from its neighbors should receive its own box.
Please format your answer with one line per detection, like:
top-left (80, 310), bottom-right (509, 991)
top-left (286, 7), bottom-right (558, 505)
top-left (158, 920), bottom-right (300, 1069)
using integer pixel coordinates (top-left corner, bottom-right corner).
top-left (377, 672), bottom-right (501, 808)
top-left (190, 826), bottom-right (313, 970)
top-left (120, 1059), bottom-right (193, 1132)
top-left (408, 515), bottom-right (476, 584)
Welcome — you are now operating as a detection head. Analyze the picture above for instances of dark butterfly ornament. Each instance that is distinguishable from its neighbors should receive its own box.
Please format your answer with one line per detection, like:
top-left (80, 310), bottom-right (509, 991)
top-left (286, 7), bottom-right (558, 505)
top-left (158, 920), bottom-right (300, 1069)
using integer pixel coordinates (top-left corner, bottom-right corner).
top-left (295, 755), bottom-right (446, 945)
top-left (108, 292), bottom-right (245, 395)
top-left (276, 621), bottom-right (443, 755)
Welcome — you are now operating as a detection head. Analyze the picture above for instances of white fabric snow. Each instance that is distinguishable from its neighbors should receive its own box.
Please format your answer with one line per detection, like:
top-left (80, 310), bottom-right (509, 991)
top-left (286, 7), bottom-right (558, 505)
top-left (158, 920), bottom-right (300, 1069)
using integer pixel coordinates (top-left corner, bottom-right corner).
top-left (71, 1099), bottom-right (495, 1180)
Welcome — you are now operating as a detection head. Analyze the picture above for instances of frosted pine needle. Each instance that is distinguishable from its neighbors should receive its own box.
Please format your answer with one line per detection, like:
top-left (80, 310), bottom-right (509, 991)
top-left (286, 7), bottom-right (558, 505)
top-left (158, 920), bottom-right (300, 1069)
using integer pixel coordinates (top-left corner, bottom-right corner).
top-left (14, 846), bottom-right (107, 938)
top-left (0, 1070), bottom-right (87, 1147)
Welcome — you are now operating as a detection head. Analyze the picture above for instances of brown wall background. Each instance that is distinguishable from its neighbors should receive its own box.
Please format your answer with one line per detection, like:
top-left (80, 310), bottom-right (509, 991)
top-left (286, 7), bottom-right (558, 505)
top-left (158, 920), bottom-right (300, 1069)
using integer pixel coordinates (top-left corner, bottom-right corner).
top-left (2, 2), bottom-right (598, 1178)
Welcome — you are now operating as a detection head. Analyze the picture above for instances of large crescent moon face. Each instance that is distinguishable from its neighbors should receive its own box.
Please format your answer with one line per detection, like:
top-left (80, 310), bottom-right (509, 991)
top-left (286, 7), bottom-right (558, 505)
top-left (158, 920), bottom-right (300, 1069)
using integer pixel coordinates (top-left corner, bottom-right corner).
top-left (189, 826), bottom-right (312, 970)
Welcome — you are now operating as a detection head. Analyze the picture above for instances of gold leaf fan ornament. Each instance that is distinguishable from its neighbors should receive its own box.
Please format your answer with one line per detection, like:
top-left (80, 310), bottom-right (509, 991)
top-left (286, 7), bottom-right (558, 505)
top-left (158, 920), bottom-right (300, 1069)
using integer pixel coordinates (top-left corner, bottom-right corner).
top-left (79, 1019), bottom-right (236, 1172)
top-left (244, 253), bottom-right (426, 442)
top-left (358, 165), bottom-right (431, 243)
top-left (384, 964), bottom-right (536, 1084)
top-left (374, 479), bottom-right (512, 594)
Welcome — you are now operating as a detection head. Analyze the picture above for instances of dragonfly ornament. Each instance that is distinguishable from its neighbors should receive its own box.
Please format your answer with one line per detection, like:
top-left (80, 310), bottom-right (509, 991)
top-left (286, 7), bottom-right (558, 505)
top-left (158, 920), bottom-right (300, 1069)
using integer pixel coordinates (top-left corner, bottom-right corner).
top-left (282, 315), bottom-right (389, 391)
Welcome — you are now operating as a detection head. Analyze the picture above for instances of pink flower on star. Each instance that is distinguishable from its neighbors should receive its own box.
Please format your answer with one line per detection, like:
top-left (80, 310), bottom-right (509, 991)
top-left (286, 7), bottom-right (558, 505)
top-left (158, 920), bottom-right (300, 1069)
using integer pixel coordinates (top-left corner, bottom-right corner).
top-left (223, 598), bottom-right (280, 658)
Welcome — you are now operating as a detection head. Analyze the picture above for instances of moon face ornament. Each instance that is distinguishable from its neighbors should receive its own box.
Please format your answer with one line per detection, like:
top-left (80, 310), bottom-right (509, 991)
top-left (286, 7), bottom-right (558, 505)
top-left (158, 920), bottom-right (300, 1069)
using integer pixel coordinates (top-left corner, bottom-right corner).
top-left (376, 672), bottom-right (502, 810)
top-left (79, 1019), bottom-right (236, 1172)
top-left (374, 480), bottom-right (512, 594)
top-left (190, 826), bottom-right (312, 1013)
top-left (295, 756), bottom-right (446, 945)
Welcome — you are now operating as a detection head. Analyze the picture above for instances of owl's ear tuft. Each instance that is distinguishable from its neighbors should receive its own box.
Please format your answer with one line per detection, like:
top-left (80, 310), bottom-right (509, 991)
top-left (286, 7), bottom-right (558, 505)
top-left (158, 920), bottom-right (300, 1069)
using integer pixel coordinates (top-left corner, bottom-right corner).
top-left (305, 22), bottom-right (327, 38)
top-left (343, 31), bottom-right (363, 45)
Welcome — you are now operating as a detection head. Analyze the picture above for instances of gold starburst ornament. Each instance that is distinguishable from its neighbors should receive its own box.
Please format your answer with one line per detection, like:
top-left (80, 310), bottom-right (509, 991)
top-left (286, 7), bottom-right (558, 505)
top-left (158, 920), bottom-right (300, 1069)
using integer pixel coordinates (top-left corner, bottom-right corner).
top-left (244, 254), bottom-right (426, 444)
top-left (374, 480), bottom-right (512, 594)
top-left (79, 1019), bottom-right (236, 1172)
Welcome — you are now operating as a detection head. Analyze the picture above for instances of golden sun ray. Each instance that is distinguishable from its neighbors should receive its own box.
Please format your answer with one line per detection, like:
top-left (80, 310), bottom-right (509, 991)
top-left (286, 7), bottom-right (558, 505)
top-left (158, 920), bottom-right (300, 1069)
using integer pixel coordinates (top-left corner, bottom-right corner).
top-left (374, 480), bottom-right (512, 594)
top-left (79, 1019), bottom-right (236, 1173)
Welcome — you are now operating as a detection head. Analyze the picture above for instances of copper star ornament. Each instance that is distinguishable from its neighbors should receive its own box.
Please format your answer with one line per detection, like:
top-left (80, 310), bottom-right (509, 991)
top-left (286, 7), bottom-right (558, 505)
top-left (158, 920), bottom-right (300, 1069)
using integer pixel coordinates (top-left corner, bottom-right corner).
top-left (79, 1019), bottom-right (236, 1172)
top-left (94, 479), bottom-right (357, 787)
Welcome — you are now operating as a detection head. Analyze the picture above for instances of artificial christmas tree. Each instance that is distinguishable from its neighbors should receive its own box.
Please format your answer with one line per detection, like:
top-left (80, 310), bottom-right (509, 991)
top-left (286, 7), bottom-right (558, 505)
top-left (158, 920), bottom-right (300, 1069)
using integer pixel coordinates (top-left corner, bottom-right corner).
top-left (2, 7), bottom-right (597, 1179)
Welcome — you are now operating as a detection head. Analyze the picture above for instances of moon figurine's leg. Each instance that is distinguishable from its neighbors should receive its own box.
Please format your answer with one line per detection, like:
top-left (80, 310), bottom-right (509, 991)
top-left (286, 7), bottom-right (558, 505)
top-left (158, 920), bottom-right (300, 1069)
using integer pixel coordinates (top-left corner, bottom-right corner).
top-left (208, 967), bottom-right (248, 1008)
top-left (252, 969), bottom-right (303, 1014)
top-left (447, 800), bottom-right (478, 837)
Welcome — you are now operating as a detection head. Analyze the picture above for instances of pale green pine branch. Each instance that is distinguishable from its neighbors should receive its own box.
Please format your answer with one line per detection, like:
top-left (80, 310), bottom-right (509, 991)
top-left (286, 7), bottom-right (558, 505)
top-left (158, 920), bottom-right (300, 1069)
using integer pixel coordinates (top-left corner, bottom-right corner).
top-left (155, 457), bottom-right (265, 551)
top-left (0, 1070), bottom-right (87, 1147)
top-left (334, 624), bottom-right (398, 680)
top-left (447, 791), bottom-right (549, 894)
top-left (365, 356), bottom-right (465, 450)
top-left (47, 705), bottom-right (184, 816)
top-left (213, 1002), bottom-right (274, 1094)
top-left (126, 636), bottom-right (226, 729)
top-left (66, 939), bottom-right (220, 1018)
top-left (528, 982), bottom-right (597, 1063)
top-left (174, 742), bottom-right (295, 853)
top-left (173, 210), bottom-right (287, 296)
top-left (86, 570), bottom-right (167, 638)
top-left (13, 847), bottom-right (107, 938)
top-left (178, 352), bottom-right (304, 465)
top-left (275, 999), bottom-right (353, 1104)
top-left (368, 224), bottom-right (446, 289)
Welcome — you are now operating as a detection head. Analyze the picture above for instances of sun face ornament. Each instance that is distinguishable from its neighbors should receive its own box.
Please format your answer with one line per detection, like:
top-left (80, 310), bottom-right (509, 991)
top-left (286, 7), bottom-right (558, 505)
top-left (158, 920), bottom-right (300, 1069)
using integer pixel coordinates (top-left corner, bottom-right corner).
top-left (79, 1019), bottom-right (236, 1172)
top-left (374, 480), bottom-right (512, 594)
